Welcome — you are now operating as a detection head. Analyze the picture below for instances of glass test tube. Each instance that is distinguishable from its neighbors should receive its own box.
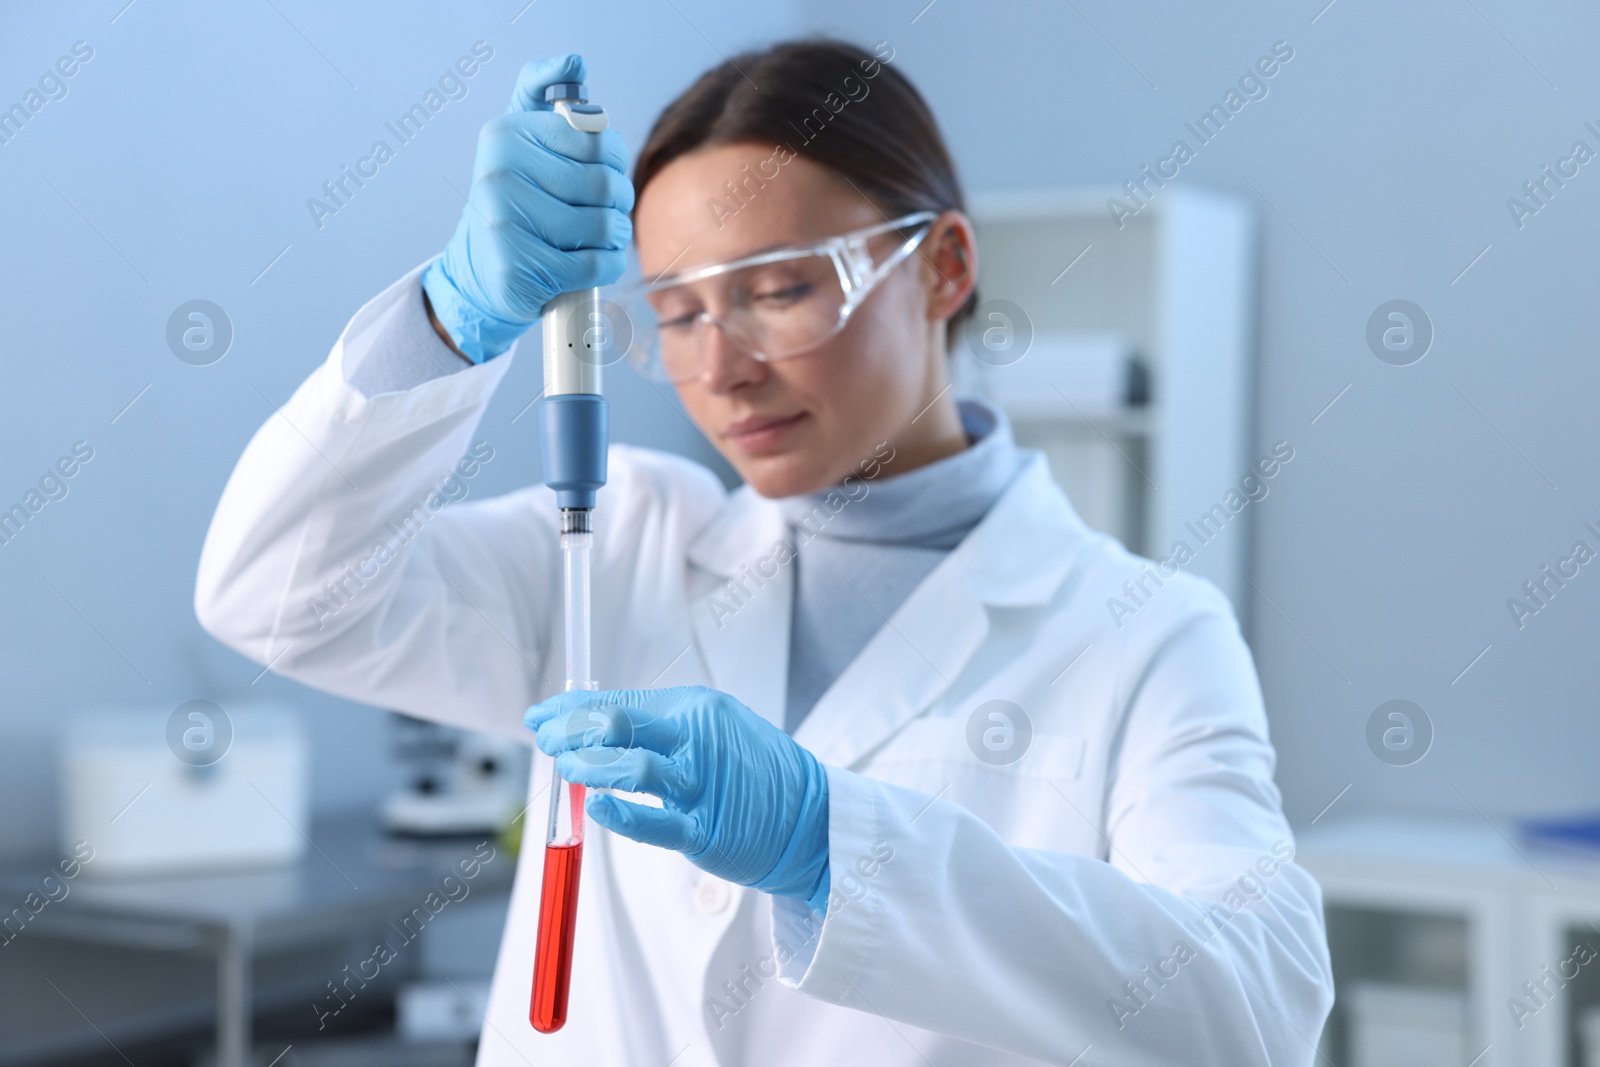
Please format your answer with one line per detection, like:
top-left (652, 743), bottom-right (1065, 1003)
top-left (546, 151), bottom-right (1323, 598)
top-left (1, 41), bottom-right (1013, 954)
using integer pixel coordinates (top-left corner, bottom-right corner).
top-left (530, 521), bottom-right (594, 1034)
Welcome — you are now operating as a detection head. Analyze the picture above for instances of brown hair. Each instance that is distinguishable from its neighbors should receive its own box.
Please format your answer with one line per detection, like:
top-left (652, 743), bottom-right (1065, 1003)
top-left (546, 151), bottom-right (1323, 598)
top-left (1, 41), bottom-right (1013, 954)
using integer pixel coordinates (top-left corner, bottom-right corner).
top-left (632, 37), bottom-right (977, 341)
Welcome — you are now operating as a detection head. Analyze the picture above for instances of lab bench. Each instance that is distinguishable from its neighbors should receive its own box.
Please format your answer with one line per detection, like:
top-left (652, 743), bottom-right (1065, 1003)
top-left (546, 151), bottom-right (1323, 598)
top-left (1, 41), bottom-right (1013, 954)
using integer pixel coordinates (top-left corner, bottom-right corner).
top-left (0, 814), bottom-right (514, 1067)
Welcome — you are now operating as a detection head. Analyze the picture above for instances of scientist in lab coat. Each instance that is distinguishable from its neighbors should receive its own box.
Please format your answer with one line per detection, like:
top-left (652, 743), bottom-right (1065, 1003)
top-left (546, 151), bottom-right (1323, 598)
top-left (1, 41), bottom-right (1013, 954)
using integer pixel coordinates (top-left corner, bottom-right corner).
top-left (197, 39), bottom-right (1333, 1067)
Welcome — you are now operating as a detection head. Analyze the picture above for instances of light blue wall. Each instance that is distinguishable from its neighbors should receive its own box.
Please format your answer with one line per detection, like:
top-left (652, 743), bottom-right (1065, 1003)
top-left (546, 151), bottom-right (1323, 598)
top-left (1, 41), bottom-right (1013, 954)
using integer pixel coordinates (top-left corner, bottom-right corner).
top-left (5, 0), bottom-right (1596, 864)
top-left (801, 0), bottom-right (1600, 825)
top-left (0, 0), bottom-right (792, 858)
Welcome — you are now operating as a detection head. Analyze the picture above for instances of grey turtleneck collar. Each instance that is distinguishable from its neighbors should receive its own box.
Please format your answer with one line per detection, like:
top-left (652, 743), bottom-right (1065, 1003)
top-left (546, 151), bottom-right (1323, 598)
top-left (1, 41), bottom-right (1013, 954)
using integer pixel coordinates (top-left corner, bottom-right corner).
top-left (775, 397), bottom-right (1024, 551)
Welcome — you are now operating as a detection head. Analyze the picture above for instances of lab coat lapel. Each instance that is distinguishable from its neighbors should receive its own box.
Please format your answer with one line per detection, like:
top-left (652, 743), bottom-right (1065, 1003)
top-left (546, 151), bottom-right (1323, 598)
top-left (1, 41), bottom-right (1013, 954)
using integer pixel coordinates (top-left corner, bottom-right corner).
top-left (683, 454), bottom-right (1091, 768)
top-left (793, 559), bottom-right (987, 769)
top-left (685, 487), bottom-right (793, 731)
top-left (794, 454), bottom-right (1092, 770)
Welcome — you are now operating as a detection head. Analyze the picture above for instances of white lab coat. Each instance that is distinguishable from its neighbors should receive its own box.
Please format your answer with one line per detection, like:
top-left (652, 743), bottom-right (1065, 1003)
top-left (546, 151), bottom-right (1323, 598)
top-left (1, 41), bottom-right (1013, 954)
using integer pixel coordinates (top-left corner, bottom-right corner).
top-left (196, 267), bottom-right (1333, 1066)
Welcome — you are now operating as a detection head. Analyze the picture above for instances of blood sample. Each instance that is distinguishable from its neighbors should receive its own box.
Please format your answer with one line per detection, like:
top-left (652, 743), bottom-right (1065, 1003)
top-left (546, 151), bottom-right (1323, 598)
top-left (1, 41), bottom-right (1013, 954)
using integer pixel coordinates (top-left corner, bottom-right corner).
top-left (530, 780), bottom-right (585, 1033)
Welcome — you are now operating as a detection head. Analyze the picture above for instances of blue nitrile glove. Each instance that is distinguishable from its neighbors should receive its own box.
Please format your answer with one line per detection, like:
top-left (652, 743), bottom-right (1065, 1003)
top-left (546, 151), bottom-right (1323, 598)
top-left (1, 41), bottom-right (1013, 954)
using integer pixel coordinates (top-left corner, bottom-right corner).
top-left (421, 53), bottom-right (634, 363)
top-left (525, 686), bottom-right (832, 914)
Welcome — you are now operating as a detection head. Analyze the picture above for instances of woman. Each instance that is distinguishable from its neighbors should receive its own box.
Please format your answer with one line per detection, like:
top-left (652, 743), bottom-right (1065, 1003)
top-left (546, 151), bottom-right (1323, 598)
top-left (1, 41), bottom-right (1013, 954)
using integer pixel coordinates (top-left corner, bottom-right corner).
top-left (197, 39), bottom-right (1332, 1067)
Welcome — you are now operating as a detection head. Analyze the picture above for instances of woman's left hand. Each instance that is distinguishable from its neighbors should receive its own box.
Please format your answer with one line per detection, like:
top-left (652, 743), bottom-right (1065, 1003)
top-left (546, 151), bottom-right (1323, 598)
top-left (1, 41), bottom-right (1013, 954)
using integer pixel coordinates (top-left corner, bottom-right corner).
top-left (525, 686), bottom-right (832, 912)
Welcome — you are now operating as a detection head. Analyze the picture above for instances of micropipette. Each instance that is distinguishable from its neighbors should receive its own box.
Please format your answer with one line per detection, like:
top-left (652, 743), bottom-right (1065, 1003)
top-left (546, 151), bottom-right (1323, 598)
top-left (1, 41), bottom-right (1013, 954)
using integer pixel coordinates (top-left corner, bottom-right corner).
top-left (529, 79), bottom-right (611, 1036)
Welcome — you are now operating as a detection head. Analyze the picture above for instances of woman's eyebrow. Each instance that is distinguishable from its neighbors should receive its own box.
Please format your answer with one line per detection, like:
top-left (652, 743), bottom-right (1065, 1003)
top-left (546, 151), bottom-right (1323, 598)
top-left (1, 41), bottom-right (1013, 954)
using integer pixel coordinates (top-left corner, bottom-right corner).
top-left (737, 237), bottom-right (810, 257)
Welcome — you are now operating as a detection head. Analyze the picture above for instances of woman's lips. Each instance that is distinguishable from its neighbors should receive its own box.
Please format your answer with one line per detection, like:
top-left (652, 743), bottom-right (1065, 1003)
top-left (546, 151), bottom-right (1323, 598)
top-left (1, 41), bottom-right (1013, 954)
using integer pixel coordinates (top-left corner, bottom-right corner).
top-left (725, 411), bottom-right (807, 452)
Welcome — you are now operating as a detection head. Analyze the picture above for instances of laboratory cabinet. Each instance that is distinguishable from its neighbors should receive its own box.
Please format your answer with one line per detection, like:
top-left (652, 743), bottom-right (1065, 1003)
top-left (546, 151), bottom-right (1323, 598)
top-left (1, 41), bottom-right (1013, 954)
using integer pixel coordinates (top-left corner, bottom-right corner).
top-left (964, 186), bottom-right (1257, 617)
top-left (1299, 813), bottom-right (1600, 1067)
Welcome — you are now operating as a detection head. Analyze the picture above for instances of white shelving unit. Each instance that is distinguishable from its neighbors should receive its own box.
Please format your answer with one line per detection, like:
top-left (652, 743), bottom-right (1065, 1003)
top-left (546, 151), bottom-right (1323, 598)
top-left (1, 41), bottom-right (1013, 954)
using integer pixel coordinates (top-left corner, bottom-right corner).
top-left (962, 187), bottom-right (1257, 613)
top-left (1299, 814), bottom-right (1600, 1067)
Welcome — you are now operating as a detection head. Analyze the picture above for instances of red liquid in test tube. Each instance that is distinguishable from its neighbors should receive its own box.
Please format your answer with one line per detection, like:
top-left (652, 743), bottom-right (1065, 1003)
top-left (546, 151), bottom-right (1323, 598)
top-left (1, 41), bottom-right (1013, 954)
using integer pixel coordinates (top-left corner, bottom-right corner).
top-left (530, 781), bottom-right (585, 1033)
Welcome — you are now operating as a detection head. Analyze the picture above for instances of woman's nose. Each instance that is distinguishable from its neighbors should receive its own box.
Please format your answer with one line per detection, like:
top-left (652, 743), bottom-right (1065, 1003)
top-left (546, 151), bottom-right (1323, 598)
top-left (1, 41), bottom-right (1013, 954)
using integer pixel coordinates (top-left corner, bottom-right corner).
top-left (696, 318), bottom-right (764, 393)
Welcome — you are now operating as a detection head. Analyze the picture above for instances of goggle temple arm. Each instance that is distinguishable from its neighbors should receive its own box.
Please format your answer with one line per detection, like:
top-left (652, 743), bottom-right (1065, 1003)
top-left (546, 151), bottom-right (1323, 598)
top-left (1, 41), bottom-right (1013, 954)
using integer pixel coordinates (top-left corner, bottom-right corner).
top-left (839, 215), bottom-right (938, 315)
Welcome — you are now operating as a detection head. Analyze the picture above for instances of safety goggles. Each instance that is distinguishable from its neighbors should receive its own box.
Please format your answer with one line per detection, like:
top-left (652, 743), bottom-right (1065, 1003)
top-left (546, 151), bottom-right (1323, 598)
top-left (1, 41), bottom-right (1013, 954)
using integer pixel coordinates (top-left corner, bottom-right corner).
top-left (621, 211), bottom-right (939, 384)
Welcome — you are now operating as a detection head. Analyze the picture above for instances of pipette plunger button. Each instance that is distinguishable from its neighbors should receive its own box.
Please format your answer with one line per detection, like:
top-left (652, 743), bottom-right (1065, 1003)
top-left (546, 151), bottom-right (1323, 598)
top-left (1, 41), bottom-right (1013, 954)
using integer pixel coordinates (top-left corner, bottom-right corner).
top-left (543, 82), bottom-right (587, 103)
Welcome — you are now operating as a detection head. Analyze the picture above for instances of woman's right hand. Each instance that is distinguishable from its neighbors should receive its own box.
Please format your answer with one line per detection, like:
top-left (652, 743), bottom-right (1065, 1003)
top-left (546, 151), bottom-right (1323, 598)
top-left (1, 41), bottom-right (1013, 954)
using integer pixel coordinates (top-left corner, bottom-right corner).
top-left (421, 53), bottom-right (634, 364)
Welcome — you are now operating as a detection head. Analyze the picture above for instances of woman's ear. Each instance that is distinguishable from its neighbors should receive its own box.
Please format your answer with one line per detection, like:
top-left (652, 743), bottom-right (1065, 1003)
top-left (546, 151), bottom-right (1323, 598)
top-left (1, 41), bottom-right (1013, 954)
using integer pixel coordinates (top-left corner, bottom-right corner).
top-left (921, 211), bottom-right (978, 327)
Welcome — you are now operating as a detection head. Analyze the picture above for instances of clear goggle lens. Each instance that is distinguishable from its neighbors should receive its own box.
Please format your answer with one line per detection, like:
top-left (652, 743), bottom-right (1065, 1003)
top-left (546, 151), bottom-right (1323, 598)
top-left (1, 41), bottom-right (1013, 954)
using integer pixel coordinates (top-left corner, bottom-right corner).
top-left (626, 253), bottom-right (848, 383)
top-left (623, 212), bottom-right (937, 384)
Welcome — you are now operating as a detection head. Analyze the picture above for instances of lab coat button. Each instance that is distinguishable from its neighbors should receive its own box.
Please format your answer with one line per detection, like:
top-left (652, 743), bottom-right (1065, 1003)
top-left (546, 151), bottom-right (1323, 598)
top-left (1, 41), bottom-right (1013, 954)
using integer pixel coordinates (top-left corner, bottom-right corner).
top-left (694, 875), bottom-right (732, 914)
